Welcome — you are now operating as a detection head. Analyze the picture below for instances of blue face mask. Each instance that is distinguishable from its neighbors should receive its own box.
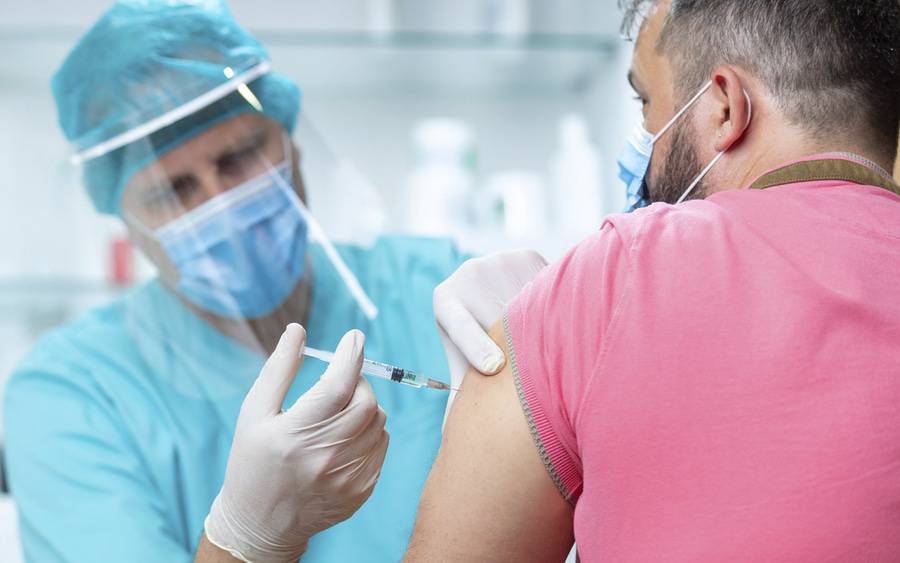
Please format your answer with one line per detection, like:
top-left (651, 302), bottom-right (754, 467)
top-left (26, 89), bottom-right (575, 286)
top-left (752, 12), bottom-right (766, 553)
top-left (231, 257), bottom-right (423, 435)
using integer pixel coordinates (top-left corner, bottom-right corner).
top-left (617, 81), bottom-right (740, 212)
top-left (153, 161), bottom-right (309, 319)
top-left (617, 124), bottom-right (654, 211)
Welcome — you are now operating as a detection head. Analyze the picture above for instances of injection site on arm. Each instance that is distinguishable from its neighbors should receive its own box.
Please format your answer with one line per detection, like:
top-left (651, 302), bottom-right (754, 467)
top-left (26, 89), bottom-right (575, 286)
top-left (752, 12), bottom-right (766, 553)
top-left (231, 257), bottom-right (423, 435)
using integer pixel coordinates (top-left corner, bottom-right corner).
top-left (404, 321), bottom-right (574, 563)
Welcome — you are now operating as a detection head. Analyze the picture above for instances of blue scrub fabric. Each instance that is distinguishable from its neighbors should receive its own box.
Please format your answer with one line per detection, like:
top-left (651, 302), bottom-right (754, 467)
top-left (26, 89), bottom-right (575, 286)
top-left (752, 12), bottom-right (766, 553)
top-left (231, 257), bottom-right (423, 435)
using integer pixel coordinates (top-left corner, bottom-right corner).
top-left (3, 235), bottom-right (466, 562)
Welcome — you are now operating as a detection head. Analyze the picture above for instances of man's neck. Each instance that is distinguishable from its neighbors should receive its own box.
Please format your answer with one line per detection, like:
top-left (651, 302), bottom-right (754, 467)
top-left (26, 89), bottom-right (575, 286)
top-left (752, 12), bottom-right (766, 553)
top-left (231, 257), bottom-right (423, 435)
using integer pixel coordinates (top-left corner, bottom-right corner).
top-left (722, 133), bottom-right (895, 194)
top-left (189, 280), bottom-right (313, 356)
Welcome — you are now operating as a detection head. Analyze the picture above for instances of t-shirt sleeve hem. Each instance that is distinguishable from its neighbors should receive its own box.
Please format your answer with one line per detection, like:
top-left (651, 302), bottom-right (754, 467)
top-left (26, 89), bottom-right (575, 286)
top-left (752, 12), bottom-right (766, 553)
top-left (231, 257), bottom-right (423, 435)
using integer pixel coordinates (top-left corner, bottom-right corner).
top-left (504, 312), bottom-right (582, 506)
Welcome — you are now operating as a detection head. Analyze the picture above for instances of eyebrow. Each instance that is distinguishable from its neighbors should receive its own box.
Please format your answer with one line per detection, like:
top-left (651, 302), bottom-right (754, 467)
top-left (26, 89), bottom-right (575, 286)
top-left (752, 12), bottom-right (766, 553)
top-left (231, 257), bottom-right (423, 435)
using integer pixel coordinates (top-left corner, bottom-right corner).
top-left (209, 129), bottom-right (269, 170)
top-left (155, 128), bottom-right (271, 191)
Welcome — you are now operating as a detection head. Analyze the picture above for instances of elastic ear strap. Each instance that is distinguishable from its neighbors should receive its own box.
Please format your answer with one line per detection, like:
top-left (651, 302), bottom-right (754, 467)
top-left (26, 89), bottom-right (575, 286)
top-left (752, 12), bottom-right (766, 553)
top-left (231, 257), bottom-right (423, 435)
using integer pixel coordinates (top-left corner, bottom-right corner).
top-left (676, 150), bottom-right (725, 204)
top-left (744, 90), bottom-right (753, 124)
top-left (652, 80), bottom-right (713, 144)
top-left (675, 89), bottom-right (754, 204)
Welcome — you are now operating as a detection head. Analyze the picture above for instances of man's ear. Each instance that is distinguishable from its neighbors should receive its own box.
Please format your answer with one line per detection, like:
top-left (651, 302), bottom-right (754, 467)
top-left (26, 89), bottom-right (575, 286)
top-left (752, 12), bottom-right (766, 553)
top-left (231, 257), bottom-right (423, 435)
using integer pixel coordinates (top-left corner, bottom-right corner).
top-left (709, 66), bottom-right (753, 153)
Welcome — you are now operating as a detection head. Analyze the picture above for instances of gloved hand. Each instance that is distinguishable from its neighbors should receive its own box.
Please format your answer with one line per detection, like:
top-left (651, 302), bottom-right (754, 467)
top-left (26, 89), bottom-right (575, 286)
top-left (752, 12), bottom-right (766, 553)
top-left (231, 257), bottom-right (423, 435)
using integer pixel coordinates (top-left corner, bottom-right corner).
top-left (204, 324), bottom-right (389, 563)
top-left (433, 250), bottom-right (548, 425)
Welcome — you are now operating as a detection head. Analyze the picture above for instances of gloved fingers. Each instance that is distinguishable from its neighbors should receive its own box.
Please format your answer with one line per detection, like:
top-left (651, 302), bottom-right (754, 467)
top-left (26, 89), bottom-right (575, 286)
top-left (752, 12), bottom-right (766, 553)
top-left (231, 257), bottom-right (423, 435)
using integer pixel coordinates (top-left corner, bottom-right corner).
top-left (508, 249), bottom-right (549, 281)
top-left (329, 405), bottom-right (387, 468)
top-left (358, 430), bottom-right (390, 492)
top-left (371, 428), bottom-right (390, 474)
top-left (284, 330), bottom-right (366, 425)
top-left (243, 323), bottom-right (306, 418)
top-left (333, 429), bottom-right (389, 514)
top-left (325, 373), bottom-right (381, 436)
top-left (441, 257), bottom-right (506, 326)
top-left (434, 296), bottom-right (505, 375)
top-left (341, 428), bottom-right (389, 495)
top-left (437, 326), bottom-right (469, 385)
top-left (282, 370), bottom-right (380, 443)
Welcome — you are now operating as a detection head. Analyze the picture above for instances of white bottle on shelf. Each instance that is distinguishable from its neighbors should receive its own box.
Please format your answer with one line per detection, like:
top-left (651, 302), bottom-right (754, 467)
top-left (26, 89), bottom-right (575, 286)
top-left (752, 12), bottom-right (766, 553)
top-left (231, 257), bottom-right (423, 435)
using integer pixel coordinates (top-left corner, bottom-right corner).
top-left (367, 0), bottom-right (394, 36)
top-left (550, 113), bottom-right (604, 235)
top-left (484, 171), bottom-right (546, 238)
top-left (406, 119), bottom-right (477, 238)
top-left (485, 0), bottom-right (531, 37)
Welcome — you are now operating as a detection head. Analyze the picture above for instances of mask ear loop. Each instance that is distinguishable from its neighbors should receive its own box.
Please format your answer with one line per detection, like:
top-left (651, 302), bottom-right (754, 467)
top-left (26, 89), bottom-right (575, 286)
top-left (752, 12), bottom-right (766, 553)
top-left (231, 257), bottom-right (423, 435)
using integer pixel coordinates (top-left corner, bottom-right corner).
top-left (275, 132), bottom-right (380, 320)
top-left (676, 89), bottom-right (753, 205)
top-left (651, 81), bottom-right (713, 145)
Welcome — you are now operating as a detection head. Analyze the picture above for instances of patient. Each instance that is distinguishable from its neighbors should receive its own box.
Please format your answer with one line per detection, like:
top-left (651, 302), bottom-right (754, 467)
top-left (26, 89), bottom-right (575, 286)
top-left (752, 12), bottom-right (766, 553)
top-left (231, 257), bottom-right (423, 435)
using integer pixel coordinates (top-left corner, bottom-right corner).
top-left (406, 1), bottom-right (900, 561)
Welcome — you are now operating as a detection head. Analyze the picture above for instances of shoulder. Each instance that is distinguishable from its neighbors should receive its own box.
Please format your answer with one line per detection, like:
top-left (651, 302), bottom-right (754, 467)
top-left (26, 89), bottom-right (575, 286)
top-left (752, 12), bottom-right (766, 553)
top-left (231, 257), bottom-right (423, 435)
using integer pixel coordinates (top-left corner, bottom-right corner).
top-left (507, 199), bottom-right (739, 384)
top-left (528, 200), bottom-right (728, 281)
top-left (605, 198), bottom-right (736, 251)
top-left (5, 288), bottom-right (146, 415)
top-left (3, 309), bottom-right (127, 474)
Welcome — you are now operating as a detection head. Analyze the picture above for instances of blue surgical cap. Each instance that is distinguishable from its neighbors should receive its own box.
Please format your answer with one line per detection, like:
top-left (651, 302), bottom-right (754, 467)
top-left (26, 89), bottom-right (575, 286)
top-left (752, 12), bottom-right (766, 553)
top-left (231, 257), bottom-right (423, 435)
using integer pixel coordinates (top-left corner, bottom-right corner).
top-left (52, 0), bottom-right (301, 215)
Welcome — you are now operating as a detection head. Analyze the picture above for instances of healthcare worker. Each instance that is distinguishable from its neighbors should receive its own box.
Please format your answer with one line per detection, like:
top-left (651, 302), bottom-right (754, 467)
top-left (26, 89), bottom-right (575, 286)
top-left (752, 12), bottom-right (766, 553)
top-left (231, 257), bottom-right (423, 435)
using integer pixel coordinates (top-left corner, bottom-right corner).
top-left (2, 1), bottom-right (466, 561)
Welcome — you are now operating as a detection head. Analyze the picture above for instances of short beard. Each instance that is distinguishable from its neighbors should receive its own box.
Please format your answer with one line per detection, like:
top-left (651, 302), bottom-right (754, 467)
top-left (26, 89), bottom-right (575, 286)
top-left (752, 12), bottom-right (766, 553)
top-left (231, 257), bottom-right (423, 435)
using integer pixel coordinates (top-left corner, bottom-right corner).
top-left (647, 119), bottom-right (706, 204)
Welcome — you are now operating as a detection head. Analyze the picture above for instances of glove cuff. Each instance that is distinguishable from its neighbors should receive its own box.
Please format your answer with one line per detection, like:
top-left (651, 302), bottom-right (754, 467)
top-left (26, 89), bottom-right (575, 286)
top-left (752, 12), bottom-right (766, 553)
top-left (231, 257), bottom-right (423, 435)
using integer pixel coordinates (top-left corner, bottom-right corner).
top-left (204, 495), bottom-right (309, 563)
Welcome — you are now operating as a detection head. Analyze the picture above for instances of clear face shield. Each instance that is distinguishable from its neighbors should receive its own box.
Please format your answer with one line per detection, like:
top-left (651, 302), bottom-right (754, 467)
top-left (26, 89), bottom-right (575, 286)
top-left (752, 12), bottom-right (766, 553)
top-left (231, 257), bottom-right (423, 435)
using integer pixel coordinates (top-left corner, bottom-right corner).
top-left (68, 69), bottom-right (378, 395)
top-left (121, 119), bottom-right (312, 320)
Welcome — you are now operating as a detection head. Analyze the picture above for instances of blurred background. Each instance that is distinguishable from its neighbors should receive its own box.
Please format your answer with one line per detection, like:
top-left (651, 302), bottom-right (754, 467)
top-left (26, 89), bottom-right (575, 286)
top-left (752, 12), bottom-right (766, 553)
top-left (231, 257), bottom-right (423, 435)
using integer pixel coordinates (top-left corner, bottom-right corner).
top-left (0, 1), bottom-right (637, 559)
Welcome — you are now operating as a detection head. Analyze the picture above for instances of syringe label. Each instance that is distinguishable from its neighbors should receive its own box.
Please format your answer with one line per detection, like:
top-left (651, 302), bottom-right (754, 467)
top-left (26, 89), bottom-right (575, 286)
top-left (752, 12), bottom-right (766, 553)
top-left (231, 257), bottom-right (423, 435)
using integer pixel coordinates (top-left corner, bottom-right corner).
top-left (391, 367), bottom-right (405, 382)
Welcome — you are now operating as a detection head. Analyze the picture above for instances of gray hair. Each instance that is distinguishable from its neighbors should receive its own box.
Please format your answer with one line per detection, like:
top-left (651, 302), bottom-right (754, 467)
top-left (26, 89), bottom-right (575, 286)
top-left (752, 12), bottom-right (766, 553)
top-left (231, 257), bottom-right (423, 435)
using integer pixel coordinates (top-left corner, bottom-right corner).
top-left (619, 0), bottom-right (900, 151)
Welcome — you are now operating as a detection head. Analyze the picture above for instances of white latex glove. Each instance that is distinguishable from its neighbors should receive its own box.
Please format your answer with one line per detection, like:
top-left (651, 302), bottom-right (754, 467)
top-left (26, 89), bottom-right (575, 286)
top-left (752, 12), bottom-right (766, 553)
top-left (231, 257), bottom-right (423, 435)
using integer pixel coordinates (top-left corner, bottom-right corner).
top-left (205, 324), bottom-right (389, 563)
top-left (433, 250), bottom-right (548, 426)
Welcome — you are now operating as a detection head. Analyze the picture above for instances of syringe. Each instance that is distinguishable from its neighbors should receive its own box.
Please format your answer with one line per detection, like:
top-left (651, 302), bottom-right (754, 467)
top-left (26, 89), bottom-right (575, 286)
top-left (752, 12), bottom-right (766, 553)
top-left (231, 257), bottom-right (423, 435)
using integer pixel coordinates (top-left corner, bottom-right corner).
top-left (302, 346), bottom-right (454, 391)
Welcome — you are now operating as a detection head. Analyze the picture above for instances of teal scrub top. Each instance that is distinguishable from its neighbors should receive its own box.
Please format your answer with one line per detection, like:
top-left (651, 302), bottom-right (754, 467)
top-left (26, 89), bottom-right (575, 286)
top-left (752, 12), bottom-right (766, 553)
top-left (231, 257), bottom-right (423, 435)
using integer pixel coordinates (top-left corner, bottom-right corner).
top-left (3, 235), bottom-right (467, 562)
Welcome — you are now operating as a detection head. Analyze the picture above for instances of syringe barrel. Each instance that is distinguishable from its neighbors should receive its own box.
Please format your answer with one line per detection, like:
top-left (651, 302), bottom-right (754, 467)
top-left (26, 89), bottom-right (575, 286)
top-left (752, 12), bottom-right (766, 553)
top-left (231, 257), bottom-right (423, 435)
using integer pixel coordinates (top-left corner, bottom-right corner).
top-left (388, 366), bottom-right (426, 388)
top-left (359, 359), bottom-right (424, 388)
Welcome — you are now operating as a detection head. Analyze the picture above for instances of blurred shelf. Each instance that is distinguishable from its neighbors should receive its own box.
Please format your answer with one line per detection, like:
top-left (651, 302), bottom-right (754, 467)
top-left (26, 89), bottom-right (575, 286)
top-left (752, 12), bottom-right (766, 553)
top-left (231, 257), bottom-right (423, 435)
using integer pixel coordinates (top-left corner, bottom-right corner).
top-left (257, 30), bottom-right (617, 52)
top-left (0, 277), bottom-right (132, 327)
top-left (264, 32), bottom-right (618, 95)
top-left (0, 276), bottom-right (128, 296)
top-left (0, 27), bottom-right (620, 94)
top-left (0, 276), bottom-right (128, 314)
top-left (0, 26), bottom-right (616, 52)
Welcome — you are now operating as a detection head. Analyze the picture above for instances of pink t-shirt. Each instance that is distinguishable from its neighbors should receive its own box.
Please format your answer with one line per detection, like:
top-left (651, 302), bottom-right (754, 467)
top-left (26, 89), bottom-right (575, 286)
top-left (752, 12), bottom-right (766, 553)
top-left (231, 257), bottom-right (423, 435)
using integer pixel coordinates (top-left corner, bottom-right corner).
top-left (505, 162), bottom-right (900, 561)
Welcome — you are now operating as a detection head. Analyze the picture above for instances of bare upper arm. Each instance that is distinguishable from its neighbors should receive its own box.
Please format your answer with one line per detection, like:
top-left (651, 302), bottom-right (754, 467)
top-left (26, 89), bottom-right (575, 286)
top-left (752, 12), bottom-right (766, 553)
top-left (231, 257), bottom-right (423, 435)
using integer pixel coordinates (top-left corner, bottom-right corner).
top-left (405, 321), bottom-right (574, 562)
